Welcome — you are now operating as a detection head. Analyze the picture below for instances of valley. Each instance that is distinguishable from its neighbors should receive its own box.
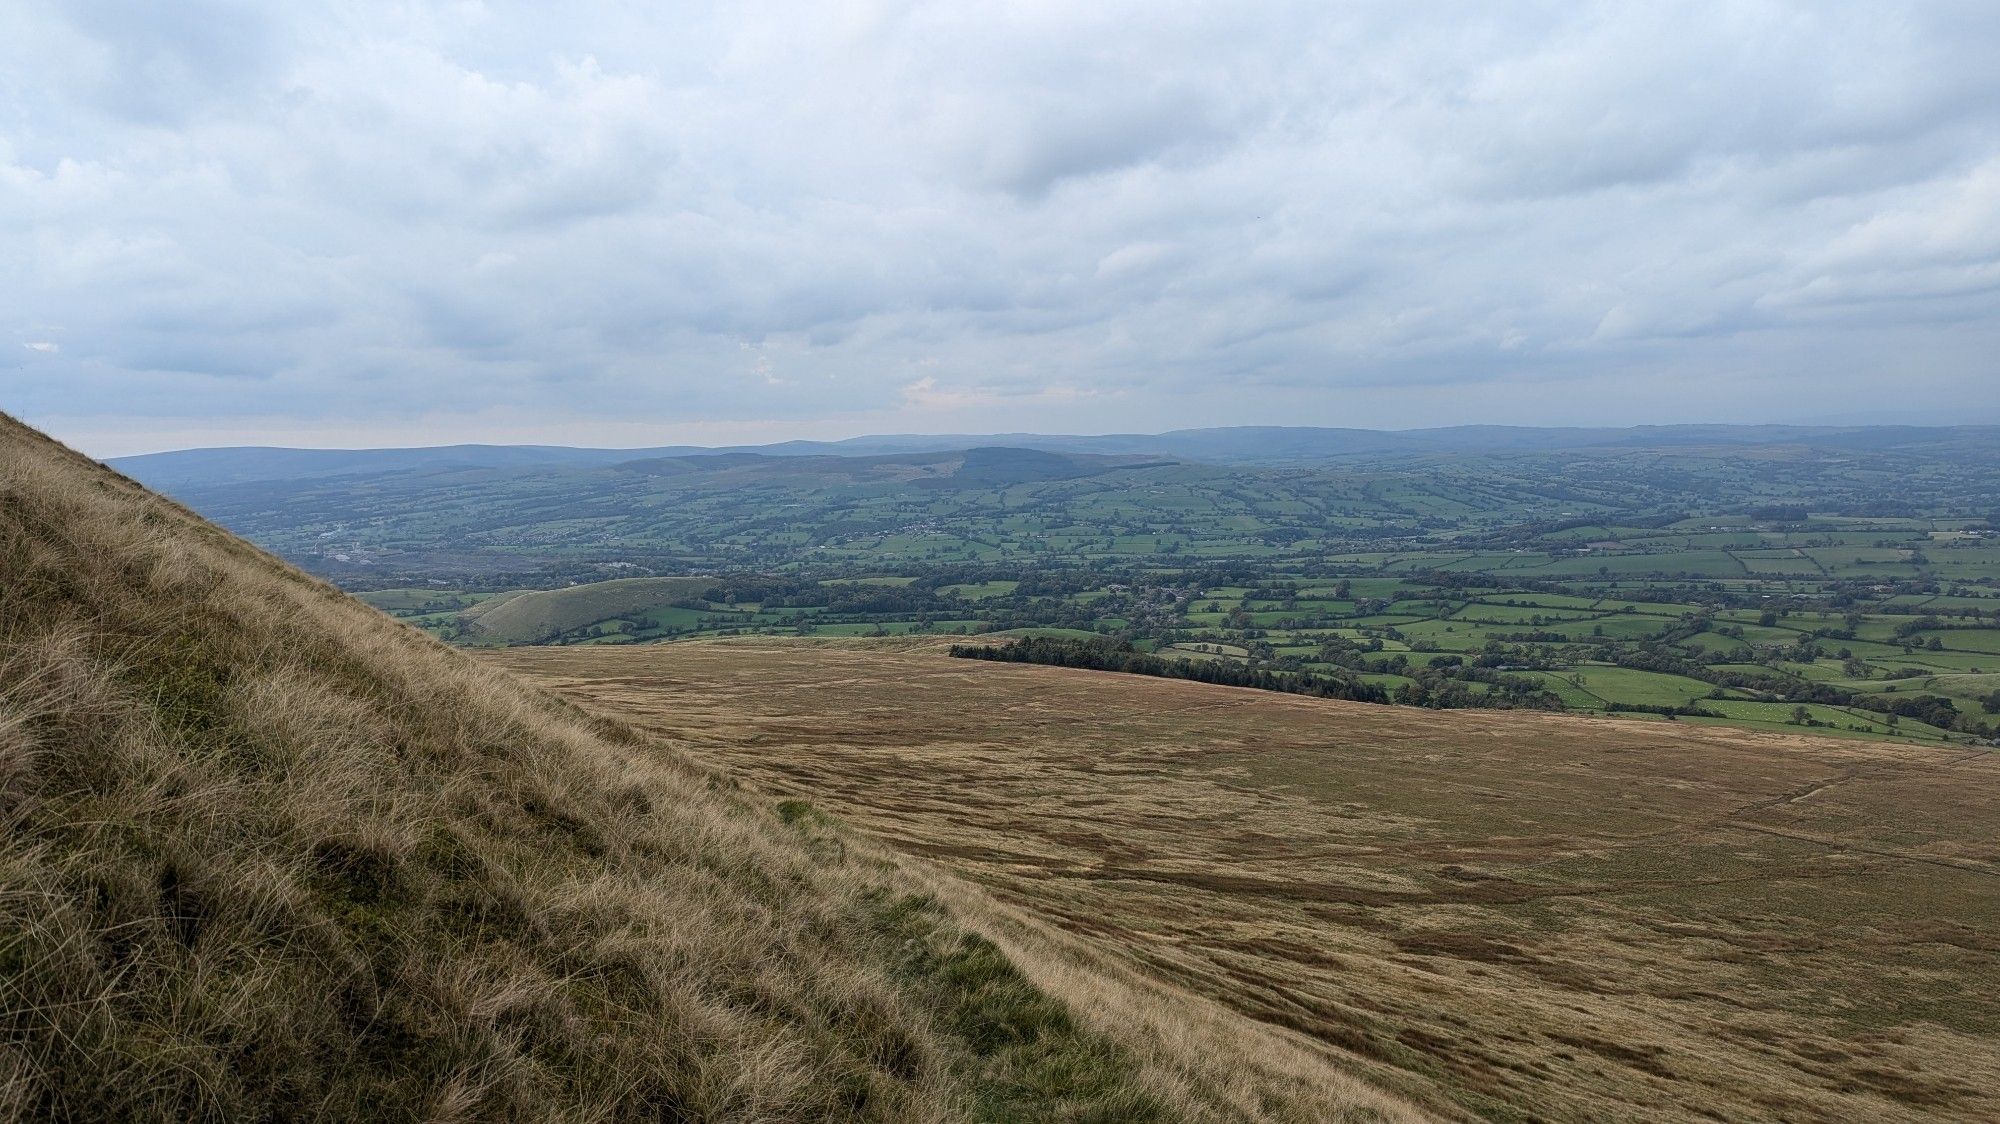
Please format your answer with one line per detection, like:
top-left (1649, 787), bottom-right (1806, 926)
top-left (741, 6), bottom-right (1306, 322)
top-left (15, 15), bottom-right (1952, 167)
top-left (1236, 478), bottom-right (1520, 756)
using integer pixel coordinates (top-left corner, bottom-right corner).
top-left (119, 425), bottom-right (2000, 747)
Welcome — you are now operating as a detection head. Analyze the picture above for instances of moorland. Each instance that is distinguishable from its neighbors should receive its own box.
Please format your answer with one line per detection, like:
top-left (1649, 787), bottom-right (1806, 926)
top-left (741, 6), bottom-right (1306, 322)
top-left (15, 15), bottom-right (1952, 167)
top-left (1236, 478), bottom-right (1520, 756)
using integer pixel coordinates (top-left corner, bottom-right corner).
top-left (496, 637), bottom-right (2000, 1124)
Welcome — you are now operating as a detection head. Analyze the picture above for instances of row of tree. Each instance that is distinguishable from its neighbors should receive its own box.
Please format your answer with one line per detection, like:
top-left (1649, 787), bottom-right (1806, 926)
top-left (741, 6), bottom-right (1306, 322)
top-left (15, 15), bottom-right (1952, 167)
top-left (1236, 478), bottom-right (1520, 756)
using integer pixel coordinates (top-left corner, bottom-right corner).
top-left (949, 636), bottom-right (1568, 712)
top-left (948, 637), bottom-right (1389, 703)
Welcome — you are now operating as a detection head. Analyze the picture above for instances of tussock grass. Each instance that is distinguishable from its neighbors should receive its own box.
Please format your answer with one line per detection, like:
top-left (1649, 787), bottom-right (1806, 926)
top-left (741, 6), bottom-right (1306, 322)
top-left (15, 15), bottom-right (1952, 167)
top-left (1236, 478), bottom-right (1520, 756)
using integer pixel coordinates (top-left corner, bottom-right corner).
top-left (503, 638), bottom-right (2000, 1124)
top-left (0, 415), bottom-right (1424, 1122)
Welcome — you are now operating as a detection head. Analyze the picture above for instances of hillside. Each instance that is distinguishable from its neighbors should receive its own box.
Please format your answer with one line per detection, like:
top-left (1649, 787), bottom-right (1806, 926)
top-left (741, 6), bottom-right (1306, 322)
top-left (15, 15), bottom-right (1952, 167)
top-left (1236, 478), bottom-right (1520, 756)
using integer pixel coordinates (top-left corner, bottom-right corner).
top-left (0, 414), bottom-right (1428, 1122)
top-left (497, 638), bottom-right (2000, 1124)
top-left (457, 576), bottom-right (723, 643)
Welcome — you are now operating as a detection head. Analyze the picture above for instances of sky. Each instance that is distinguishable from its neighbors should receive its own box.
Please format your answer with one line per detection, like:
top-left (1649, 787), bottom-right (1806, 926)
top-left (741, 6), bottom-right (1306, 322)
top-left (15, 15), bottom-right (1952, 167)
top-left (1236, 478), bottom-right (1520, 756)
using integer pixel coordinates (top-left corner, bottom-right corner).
top-left (4, 1), bottom-right (1999, 456)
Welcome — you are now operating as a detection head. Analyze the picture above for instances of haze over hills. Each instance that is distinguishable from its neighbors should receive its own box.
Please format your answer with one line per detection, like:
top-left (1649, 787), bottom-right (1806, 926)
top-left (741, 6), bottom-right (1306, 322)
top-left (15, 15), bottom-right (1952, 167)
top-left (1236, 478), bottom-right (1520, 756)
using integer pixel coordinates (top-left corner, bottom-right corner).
top-left (108, 422), bottom-right (2000, 489)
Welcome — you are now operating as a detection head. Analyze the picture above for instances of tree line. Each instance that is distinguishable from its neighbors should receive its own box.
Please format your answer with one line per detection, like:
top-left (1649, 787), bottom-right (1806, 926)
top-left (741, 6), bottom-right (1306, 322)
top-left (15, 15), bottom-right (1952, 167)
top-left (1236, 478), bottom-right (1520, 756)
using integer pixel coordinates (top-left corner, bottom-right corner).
top-left (948, 636), bottom-right (1389, 703)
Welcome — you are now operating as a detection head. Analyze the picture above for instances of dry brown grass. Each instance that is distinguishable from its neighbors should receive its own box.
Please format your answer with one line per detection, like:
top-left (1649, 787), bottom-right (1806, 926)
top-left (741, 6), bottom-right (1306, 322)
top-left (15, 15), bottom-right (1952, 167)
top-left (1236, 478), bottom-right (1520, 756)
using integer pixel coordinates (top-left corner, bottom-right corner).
top-left (0, 413), bottom-right (1428, 1123)
top-left (495, 637), bottom-right (2000, 1124)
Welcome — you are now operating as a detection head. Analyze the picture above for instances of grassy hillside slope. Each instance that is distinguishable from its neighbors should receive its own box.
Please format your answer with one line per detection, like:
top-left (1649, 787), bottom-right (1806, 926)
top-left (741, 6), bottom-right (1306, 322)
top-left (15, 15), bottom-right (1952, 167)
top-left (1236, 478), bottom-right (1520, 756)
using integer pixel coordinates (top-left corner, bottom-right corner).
top-left (499, 638), bottom-right (2000, 1124)
top-left (461, 576), bottom-right (720, 643)
top-left (0, 415), bottom-right (1426, 1123)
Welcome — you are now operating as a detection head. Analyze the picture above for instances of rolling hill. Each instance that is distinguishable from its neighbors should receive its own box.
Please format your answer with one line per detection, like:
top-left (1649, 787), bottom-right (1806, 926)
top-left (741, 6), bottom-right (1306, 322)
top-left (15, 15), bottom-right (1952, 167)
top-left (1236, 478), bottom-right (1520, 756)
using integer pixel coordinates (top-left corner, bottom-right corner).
top-left (102, 426), bottom-right (2000, 584)
top-left (0, 413), bottom-right (1427, 1122)
top-left (100, 443), bottom-right (699, 491)
top-left (455, 576), bottom-right (722, 643)
top-left (110, 423), bottom-right (2000, 487)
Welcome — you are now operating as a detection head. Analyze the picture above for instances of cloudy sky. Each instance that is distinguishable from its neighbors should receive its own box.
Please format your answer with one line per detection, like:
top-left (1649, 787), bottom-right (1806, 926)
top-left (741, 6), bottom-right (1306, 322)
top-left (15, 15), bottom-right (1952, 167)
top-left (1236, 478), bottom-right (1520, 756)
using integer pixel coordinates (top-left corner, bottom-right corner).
top-left (5, 1), bottom-right (1999, 455)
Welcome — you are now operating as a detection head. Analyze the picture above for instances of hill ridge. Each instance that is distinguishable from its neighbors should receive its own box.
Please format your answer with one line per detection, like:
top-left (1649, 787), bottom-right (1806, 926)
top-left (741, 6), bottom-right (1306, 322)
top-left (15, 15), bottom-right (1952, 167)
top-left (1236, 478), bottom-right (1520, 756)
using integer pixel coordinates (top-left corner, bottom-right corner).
top-left (110, 421), bottom-right (2000, 488)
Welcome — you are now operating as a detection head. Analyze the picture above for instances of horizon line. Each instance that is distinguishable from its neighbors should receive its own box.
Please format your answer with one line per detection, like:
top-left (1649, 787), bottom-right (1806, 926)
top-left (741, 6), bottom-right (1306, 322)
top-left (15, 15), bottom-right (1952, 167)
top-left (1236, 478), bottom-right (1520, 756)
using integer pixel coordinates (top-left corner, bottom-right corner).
top-left (98, 418), bottom-right (2000, 460)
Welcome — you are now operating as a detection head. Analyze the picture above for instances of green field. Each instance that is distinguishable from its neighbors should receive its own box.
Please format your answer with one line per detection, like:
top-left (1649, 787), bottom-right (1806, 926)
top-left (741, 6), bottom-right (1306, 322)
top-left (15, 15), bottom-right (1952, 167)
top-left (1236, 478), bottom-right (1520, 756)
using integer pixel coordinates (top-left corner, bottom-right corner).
top-left (154, 429), bottom-right (2000, 745)
top-left (356, 559), bottom-right (2000, 744)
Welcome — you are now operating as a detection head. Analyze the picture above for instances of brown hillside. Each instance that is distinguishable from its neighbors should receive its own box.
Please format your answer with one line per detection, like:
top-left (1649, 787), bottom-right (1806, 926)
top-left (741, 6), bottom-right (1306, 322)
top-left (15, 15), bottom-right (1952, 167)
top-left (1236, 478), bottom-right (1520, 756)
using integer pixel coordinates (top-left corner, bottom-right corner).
top-left (496, 638), bottom-right (2000, 1124)
top-left (0, 415), bottom-right (1425, 1123)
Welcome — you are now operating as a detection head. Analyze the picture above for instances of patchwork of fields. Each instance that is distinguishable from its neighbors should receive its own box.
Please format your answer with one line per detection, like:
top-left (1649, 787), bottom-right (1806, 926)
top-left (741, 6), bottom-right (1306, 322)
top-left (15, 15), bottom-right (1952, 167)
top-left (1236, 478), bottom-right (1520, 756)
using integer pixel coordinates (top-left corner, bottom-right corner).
top-left (368, 515), bottom-right (2000, 744)
top-left (146, 429), bottom-right (2000, 745)
top-left (493, 639), bottom-right (2000, 1124)
top-left (142, 430), bottom-right (2000, 580)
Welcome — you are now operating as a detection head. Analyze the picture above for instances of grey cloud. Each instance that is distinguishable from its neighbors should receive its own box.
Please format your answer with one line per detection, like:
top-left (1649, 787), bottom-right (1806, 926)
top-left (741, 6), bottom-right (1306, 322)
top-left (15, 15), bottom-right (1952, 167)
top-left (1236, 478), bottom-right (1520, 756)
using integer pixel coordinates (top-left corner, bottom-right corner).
top-left (972, 86), bottom-right (1239, 198)
top-left (54, 0), bottom-right (286, 125)
top-left (2, 1), bottom-right (1997, 453)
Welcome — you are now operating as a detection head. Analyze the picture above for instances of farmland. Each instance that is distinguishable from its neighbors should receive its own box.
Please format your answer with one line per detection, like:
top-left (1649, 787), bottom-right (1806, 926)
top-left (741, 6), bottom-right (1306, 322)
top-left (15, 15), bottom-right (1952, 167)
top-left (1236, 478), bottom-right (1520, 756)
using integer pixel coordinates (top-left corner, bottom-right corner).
top-left (126, 426), bottom-right (2000, 744)
top-left (360, 518), bottom-right (2000, 743)
top-left (493, 638), bottom-right (2000, 1123)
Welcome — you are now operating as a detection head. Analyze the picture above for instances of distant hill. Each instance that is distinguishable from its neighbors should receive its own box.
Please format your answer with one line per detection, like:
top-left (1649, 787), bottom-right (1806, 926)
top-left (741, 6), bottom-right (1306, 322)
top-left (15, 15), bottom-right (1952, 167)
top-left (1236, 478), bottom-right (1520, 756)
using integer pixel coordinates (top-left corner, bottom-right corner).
top-left (607, 446), bottom-right (1167, 487)
top-left (99, 422), bottom-right (2000, 583)
top-left (0, 412), bottom-right (1421, 1121)
top-left (106, 442), bottom-right (708, 490)
top-left (110, 422), bottom-right (2000, 489)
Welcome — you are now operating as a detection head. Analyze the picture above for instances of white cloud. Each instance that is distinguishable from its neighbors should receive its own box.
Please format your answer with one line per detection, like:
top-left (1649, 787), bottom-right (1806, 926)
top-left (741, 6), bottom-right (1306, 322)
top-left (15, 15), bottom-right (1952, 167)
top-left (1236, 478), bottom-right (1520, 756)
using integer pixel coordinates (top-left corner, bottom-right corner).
top-left (1, 1), bottom-right (1997, 453)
